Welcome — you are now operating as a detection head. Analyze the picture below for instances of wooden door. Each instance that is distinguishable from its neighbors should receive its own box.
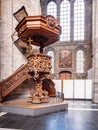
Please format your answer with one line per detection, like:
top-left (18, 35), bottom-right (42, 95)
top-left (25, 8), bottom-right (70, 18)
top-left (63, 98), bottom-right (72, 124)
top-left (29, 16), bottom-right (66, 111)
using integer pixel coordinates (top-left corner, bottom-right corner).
top-left (59, 71), bottom-right (71, 80)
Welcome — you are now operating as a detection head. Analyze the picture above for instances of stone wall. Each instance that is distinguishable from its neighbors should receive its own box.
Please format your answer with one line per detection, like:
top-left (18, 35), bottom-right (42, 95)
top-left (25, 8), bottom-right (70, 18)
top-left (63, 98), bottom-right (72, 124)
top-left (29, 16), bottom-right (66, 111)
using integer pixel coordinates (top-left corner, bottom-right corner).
top-left (92, 0), bottom-right (98, 103)
top-left (44, 42), bottom-right (91, 79)
top-left (87, 68), bottom-right (93, 79)
top-left (0, 0), bottom-right (41, 81)
top-left (0, 0), bottom-right (1, 17)
top-left (41, 0), bottom-right (92, 80)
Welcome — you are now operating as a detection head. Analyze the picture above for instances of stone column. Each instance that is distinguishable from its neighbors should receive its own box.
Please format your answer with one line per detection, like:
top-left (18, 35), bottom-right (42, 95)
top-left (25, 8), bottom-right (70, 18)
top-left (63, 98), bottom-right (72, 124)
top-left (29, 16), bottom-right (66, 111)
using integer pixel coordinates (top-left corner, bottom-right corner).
top-left (0, 0), bottom-right (41, 81)
top-left (0, 0), bottom-right (1, 80)
top-left (70, 0), bottom-right (74, 41)
top-left (0, 0), bottom-right (13, 80)
top-left (56, 0), bottom-right (61, 24)
top-left (0, 19), bottom-right (1, 81)
top-left (40, 0), bottom-right (47, 16)
top-left (85, 0), bottom-right (92, 43)
top-left (92, 0), bottom-right (98, 103)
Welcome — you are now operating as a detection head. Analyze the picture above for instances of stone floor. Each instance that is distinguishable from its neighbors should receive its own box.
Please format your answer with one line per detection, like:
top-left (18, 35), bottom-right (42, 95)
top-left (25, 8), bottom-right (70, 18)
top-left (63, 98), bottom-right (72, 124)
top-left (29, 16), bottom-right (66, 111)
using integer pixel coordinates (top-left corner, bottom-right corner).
top-left (0, 100), bottom-right (98, 130)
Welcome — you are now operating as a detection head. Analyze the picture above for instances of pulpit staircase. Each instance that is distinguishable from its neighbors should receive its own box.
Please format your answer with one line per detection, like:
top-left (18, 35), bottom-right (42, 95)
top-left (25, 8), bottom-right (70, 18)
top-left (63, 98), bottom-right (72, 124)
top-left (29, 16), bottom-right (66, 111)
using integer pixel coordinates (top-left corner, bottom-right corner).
top-left (0, 64), bottom-right (30, 101)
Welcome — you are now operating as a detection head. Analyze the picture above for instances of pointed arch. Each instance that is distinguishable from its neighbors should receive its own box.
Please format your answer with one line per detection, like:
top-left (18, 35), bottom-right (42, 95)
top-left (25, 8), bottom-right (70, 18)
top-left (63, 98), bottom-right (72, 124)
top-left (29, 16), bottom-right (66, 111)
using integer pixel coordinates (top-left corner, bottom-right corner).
top-left (47, 1), bottom-right (57, 18)
top-left (76, 50), bottom-right (85, 73)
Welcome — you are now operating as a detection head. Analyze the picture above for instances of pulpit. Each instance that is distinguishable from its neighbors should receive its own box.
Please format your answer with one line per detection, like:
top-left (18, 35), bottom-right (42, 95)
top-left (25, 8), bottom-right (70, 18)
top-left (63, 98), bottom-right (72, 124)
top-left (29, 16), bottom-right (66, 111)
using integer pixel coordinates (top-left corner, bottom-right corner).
top-left (15, 15), bottom-right (61, 103)
top-left (16, 15), bottom-right (60, 53)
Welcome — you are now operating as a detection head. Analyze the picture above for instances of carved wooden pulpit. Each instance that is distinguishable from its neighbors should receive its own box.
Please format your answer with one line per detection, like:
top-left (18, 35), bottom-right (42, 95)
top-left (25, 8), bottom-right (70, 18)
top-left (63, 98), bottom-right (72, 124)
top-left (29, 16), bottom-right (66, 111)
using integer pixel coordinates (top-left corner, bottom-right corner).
top-left (15, 15), bottom-right (61, 102)
top-left (0, 15), bottom-right (60, 102)
top-left (16, 15), bottom-right (60, 53)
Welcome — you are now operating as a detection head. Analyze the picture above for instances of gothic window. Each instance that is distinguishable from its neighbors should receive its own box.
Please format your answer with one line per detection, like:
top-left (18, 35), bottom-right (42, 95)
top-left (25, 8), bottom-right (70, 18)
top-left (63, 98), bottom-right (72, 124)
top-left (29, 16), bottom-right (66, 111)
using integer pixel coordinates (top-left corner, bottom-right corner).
top-left (74, 0), bottom-right (85, 40)
top-left (47, 51), bottom-right (54, 73)
top-left (76, 50), bottom-right (84, 73)
top-left (60, 0), bottom-right (70, 41)
top-left (46, 0), bottom-right (86, 42)
top-left (47, 1), bottom-right (57, 18)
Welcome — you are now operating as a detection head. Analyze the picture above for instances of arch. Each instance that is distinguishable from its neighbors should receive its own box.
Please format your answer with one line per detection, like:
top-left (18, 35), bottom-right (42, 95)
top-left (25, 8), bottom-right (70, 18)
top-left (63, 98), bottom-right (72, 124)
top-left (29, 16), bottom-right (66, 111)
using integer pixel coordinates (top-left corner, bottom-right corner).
top-left (47, 1), bottom-right (57, 18)
top-left (44, 47), bottom-right (55, 54)
top-left (74, 45), bottom-right (87, 53)
top-left (76, 49), bottom-right (85, 73)
top-left (47, 0), bottom-right (56, 4)
top-left (59, 71), bottom-right (72, 80)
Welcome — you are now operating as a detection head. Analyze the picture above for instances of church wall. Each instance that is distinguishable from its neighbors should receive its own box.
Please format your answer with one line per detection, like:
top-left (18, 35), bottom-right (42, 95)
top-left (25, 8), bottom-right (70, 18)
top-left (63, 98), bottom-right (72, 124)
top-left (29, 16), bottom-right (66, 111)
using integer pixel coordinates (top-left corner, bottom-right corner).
top-left (92, 0), bottom-right (98, 103)
top-left (87, 68), bottom-right (93, 79)
top-left (0, 0), bottom-right (1, 17)
top-left (0, 0), bottom-right (41, 81)
top-left (0, 0), bottom-right (13, 81)
top-left (42, 0), bottom-right (92, 80)
top-left (44, 42), bottom-right (90, 79)
top-left (0, 0), bottom-right (1, 80)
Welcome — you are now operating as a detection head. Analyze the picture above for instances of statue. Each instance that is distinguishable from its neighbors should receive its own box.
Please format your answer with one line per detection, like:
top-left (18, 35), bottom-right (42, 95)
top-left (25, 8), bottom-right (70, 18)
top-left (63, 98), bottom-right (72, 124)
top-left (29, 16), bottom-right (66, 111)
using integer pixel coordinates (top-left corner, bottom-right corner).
top-left (30, 83), bottom-right (49, 103)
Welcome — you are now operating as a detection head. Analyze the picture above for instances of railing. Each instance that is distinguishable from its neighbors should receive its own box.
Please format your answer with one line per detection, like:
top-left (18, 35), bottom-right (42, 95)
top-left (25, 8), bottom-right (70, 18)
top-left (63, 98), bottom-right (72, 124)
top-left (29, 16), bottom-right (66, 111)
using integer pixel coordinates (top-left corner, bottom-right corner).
top-left (0, 64), bottom-right (29, 101)
top-left (56, 91), bottom-right (64, 102)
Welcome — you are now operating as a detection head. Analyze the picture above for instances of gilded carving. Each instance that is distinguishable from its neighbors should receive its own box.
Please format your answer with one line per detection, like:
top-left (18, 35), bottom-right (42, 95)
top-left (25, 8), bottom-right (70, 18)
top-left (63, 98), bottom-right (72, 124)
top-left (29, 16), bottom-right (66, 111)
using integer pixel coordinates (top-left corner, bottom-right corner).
top-left (1, 65), bottom-right (29, 94)
top-left (27, 53), bottom-right (52, 74)
top-left (46, 15), bottom-right (60, 30)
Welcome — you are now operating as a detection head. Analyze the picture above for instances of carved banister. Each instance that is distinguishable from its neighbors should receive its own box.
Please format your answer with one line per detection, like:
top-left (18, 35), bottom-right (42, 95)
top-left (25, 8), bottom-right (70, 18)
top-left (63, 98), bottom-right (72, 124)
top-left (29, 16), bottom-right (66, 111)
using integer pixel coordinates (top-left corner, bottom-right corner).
top-left (0, 64), bottom-right (29, 101)
top-left (1, 64), bottom-right (27, 82)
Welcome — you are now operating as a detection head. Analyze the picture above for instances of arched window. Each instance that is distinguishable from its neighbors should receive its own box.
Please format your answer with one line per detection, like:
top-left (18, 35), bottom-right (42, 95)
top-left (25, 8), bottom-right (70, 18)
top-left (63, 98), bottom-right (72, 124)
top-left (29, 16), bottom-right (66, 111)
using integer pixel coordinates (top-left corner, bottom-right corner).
top-left (74, 0), bottom-right (85, 41)
top-left (47, 51), bottom-right (54, 73)
top-left (60, 0), bottom-right (70, 41)
top-left (76, 50), bottom-right (84, 73)
top-left (47, 1), bottom-right (57, 18)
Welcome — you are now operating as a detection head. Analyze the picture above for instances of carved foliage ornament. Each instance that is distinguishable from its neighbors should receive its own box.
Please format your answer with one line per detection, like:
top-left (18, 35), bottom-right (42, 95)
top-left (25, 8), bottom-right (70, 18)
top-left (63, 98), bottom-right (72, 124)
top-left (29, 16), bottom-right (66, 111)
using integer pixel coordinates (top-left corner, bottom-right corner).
top-left (46, 15), bottom-right (60, 29)
top-left (27, 53), bottom-right (52, 73)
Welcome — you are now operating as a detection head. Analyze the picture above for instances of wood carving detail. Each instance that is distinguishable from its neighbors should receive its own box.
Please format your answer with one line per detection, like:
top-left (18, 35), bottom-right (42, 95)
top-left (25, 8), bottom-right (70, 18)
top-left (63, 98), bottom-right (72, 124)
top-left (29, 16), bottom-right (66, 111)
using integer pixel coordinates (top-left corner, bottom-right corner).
top-left (46, 15), bottom-right (60, 29)
top-left (27, 53), bottom-right (52, 73)
top-left (1, 65), bottom-right (29, 94)
top-left (0, 15), bottom-right (60, 101)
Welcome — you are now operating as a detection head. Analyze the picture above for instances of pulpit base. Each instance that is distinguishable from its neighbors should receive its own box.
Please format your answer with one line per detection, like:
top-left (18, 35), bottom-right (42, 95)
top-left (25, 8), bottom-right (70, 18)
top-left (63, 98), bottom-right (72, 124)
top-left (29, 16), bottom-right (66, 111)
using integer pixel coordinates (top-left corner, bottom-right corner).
top-left (0, 98), bottom-right (68, 117)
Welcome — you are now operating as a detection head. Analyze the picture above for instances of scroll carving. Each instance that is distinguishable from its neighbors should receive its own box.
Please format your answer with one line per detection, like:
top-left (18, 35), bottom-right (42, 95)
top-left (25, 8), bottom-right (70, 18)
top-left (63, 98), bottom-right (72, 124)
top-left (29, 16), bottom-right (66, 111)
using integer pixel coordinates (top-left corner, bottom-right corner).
top-left (27, 53), bottom-right (52, 73)
top-left (1, 64), bottom-right (29, 95)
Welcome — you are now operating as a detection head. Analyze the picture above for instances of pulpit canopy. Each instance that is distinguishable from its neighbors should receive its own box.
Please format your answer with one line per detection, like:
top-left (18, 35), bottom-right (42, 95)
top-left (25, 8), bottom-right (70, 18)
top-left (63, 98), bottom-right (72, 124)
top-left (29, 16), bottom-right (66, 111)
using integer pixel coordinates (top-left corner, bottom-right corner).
top-left (15, 15), bottom-right (61, 47)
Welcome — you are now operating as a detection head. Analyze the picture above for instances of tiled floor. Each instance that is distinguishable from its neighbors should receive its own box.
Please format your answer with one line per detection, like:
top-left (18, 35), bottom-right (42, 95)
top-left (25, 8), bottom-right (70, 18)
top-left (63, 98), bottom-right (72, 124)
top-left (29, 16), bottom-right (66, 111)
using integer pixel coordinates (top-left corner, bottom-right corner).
top-left (0, 100), bottom-right (98, 130)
